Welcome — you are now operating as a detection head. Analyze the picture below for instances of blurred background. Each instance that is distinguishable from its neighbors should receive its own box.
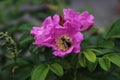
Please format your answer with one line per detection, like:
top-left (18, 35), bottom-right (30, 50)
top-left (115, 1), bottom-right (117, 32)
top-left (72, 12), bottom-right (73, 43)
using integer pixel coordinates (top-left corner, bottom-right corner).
top-left (0, 0), bottom-right (120, 80)
top-left (0, 0), bottom-right (120, 31)
top-left (71, 0), bottom-right (119, 27)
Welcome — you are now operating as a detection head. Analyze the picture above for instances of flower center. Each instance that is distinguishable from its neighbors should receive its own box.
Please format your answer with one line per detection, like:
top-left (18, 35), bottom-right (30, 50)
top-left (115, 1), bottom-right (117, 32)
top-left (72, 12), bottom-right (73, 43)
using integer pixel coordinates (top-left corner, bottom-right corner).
top-left (56, 35), bottom-right (72, 51)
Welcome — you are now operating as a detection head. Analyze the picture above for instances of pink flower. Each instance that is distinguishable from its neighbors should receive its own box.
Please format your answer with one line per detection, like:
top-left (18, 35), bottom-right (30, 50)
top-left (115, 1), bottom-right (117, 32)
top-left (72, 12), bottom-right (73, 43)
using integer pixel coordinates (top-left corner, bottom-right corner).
top-left (30, 16), bottom-right (56, 47)
top-left (50, 22), bottom-right (83, 57)
top-left (30, 8), bottom-right (94, 57)
top-left (30, 14), bottom-right (83, 57)
top-left (63, 8), bottom-right (94, 31)
top-left (79, 11), bottom-right (94, 31)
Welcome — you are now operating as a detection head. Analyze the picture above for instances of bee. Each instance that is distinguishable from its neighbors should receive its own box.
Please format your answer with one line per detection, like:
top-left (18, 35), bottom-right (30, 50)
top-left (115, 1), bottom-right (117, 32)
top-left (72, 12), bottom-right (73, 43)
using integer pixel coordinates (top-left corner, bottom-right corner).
top-left (61, 37), bottom-right (71, 49)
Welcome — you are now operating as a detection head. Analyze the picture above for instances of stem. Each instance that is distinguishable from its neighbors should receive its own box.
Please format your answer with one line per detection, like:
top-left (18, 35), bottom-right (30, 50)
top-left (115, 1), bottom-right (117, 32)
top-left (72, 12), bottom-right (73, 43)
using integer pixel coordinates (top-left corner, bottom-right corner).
top-left (12, 70), bottom-right (14, 80)
top-left (73, 55), bottom-right (78, 80)
top-left (73, 68), bottom-right (77, 80)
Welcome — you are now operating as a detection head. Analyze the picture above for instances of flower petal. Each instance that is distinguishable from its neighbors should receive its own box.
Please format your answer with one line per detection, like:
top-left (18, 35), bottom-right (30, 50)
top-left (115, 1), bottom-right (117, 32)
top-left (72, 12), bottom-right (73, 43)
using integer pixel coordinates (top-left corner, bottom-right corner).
top-left (63, 8), bottom-right (80, 20)
top-left (53, 51), bottom-right (66, 57)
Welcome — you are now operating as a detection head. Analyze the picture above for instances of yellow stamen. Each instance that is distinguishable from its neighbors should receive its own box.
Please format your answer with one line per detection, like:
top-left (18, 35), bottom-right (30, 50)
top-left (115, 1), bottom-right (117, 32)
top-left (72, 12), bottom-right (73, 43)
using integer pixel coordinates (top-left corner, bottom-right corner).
top-left (56, 35), bottom-right (72, 51)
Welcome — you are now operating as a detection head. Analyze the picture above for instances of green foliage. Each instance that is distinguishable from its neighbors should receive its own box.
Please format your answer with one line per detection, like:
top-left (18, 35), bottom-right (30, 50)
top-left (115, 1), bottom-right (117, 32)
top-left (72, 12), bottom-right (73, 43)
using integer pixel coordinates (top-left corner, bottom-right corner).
top-left (49, 63), bottom-right (63, 76)
top-left (98, 39), bottom-right (114, 48)
top-left (0, 32), bottom-right (20, 60)
top-left (99, 58), bottom-right (111, 71)
top-left (106, 53), bottom-right (120, 67)
top-left (78, 53), bottom-right (86, 67)
top-left (31, 64), bottom-right (49, 80)
top-left (106, 19), bottom-right (120, 38)
top-left (0, 0), bottom-right (120, 80)
top-left (83, 50), bottom-right (96, 63)
top-left (87, 60), bottom-right (98, 72)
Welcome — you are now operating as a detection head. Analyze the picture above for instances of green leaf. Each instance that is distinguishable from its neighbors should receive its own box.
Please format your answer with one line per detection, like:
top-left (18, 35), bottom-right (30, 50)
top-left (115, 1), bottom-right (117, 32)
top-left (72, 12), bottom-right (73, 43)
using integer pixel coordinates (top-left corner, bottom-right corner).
top-left (78, 53), bottom-right (86, 67)
top-left (31, 64), bottom-right (49, 80)
top-left (57, 59), bottom-right (71, 69)
top-left (87, 61), bottom-right (98, 72)
top-left (83, 50), bottom-right (96, 63)
top-left (90, 49), bottom-right (103, 56)
top-left (98, 39), bottom-right (114, 48)
top-left (49, 63), bottom-right (63, 76)
top-left (106, 19), bottom-right (120, 38)
top-left (18, 24), bottom-right (33, 32)
top-left (19, 35), bottom-right (33, 46)
top-left (14, 66), bottom-right (33, 80)
top-left (106, 53), bottom-right (120, 67)
top-left (99, 58), bottom-right (111, 71)
top-left (29, 45), bottom-right (39, 53)
top-left (5, 53), bottom-right (15, 59)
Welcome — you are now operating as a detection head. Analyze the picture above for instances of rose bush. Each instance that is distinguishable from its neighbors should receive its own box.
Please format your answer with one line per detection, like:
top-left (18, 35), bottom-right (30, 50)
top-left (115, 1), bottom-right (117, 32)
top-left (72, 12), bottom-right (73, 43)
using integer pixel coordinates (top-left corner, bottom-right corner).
top-left (0, 1), bottom-right (120, 80)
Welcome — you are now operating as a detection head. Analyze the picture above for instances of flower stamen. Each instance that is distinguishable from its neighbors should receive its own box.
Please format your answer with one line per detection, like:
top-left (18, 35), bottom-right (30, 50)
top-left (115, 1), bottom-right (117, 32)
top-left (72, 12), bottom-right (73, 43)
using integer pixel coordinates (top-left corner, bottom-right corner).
top-left (56, 35), bottom-right (72, 51)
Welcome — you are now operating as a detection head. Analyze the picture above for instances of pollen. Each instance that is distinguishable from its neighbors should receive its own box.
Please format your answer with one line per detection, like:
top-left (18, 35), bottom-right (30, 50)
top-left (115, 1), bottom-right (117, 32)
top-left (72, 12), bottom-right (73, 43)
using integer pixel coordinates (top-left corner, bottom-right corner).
top-left (56, 35), bottom-right (72, 51)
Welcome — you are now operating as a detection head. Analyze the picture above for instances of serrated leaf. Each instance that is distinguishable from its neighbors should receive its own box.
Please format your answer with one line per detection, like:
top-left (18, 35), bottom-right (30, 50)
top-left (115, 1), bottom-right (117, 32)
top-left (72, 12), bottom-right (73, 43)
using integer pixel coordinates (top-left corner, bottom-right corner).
top-left (49, 63), bottom-right (63, 76)
top-left (99, 58), bottom-right (111, 71)
top-left (106, 53), bottom-right (120, 67)
top-left (78, 53), bottom-right (86, 67)
top-left (31, 64), bottom-right (49, 80)
top-left (83, 50), bottom-right (96, 63)
top-left (106, 19), bottom-right (120, 38)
